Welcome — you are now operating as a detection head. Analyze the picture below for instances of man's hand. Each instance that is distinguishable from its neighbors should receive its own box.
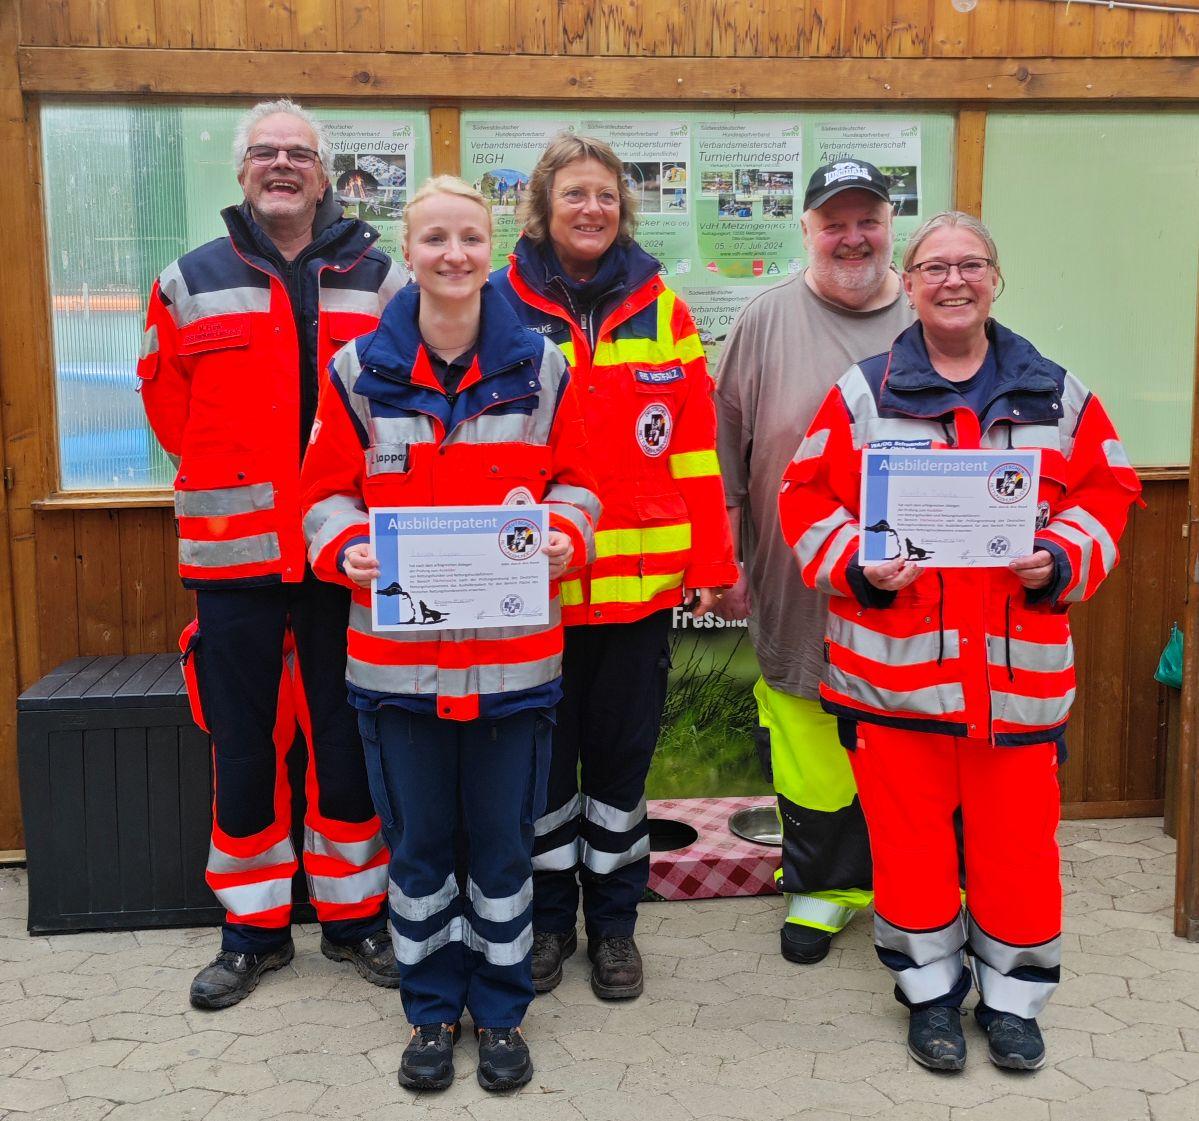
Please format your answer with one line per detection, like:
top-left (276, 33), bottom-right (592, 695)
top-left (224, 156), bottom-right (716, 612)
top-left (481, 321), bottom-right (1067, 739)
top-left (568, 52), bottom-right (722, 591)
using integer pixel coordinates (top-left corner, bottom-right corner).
top-left (342, 543), bottom-right (379, 589)
top-left (1009, 549), bottom-right (1054, 591)
top-left (542, 530), bottom-right (574, 581)
top-left (713, 563), bottom-right (751, 621)
top-left (862, 557), bottom-right (924, 593)
top-left (688, 588), bottom-right (724, 618)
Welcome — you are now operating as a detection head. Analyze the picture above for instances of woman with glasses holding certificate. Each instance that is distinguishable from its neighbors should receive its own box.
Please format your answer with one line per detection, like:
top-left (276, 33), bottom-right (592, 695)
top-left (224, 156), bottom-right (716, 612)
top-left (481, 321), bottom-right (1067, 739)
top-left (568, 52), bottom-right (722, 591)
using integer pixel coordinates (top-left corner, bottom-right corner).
top-left (300, 176), bottom-right (599, 1094)
top-left (779, 211), bottom-right (1140, 1074)
top-left (491, 134), bottom-right (737, 1001)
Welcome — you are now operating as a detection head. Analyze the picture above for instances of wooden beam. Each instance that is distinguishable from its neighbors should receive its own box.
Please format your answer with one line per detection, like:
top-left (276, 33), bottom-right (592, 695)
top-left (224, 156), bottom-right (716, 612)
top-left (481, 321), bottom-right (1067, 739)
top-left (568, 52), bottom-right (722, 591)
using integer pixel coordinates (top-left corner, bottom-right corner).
top-left (954, 108), bottom-right (987, 216)
top-left (1174, 254), bottom-right (1199, 941)
top-left (18, 48), bottom-right (1199, 101)
top-left (428, 105), bottom-right (461, 177)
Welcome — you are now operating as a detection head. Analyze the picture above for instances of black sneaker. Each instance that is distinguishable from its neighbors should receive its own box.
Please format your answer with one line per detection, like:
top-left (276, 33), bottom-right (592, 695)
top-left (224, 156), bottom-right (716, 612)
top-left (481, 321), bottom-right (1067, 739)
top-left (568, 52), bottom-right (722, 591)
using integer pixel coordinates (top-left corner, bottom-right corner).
top-left (907, 1006), bottom-right (966, 1071)
top-left (398, 1022), bottom-right (461, 1091)
top-left (588, 935), bottom-right (643, 1000)
top-left (975, 1005), bottom-right (1046, 1070)
top-left (188, 942), bottom-right (295, 1010)
top-left (780, 921), bottom-right (834, 965)
top-left (531, 930), bottom-right (577, 994)
top-left (475, 1026), bottom-right (533, 1091)
top-left (321, 931), bottom-right (403, 989)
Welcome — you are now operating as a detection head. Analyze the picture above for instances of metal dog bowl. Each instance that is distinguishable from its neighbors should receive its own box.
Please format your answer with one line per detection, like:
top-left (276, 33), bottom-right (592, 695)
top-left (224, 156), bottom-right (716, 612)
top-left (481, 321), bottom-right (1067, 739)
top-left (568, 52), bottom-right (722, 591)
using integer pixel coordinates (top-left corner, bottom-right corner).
top-left (728, 805), bottom-right (782, 847)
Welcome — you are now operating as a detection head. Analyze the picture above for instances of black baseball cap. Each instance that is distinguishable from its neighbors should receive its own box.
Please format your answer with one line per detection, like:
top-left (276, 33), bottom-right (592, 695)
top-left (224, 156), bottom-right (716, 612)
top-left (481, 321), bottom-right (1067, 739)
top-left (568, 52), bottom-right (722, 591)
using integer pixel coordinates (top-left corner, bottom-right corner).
top-left (803, 160), bottom-right (891, 211)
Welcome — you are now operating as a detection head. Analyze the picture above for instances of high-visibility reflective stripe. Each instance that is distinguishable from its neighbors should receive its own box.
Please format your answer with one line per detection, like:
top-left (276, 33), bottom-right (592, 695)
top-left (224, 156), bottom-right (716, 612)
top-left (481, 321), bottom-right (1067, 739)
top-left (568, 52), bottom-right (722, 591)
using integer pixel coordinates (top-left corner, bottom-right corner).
top-left (393, 915), bottom-right (462, 965)
top-left (967, 914), bottom-right (1060, 974)
top-left (305, 494), bottom-right (367, 561)
top-left (581, 834), bottom-right (650, 875)
top-left (320, 286), bottom-right (386, 316)
top-left (462, 919), bottom-right (533, 967)
top-left (560, 340), bottom-right (577, 366)
top-left (814, 523), bottom-right (857, 595)
top-left (973, 959), bottom-right (1057, 1019)
top-left (794, 507), bottom-right (855, 572)
top-left (309, 864), bottom-right (388, 905)
top-left (379, 261), bottom-right (408, 305)
top-left (450, 411), bottom-right (539, 446)
top-left (1058, 505), bottom-right (1118, 575)
top-left (857, 417), bottom-right (949, 448)
top-left (140, 324), bottom-right (159, 358)
top-left (785, 893), bottom-right (856, 933)
top-left (876, 911), bottom-right (966, 966)
top-left (669, 449), bottom-right (720, 480)
top-left (1059, 374), bottom-right (1091, 458)
top-left (467, 877), bottom-right (532, 923)
top-left (1045, 521), bottom-right (1094, 601)
top-left (545, 483), bottom-right (602, 526)
top-left (559, 579), bottom-right (584, 607)
top-left (214, 876), bottom-right (292, 918)
top-left (207, 836), bottom-right (295, 876)
top-left (180, 533), bottom-right (280, 568)
top-left (838, 366), bottom-right (875, 424)
top-left (1102, 438), bottom-right (1132, 470)
top-left (160, 262), bottom-right (272, 328)
top-left (583, 795), bottom-right (646, 834)
top-left (889, 951), bottom-right (967, 1005)
top-left (532, 840), bottom-right (578, 872)
top-left (547, 501), bottom-right (596, 563)
top-left (828, 614), bottom-right (960, 667)
top-left (792, 427), bottom-right (830, 465)
top-left (985, 634), bottom-right (1073, 675)
top-left (390, 871), bottom-right (459, 922)
top-left (303, 826), bottom-right (385, 869)
top-left (589, 571), bottom-right (683, 605)
top-left (330, 345), bottom-right (376, 434)
top-left (175, 483), bottom-right (275, 518)
top-left (829, 666), bottom-right (965, 717)
top-left (992, 689), bottom-right (1075, 728)
top-left (535, 794), bottom-right (581, 837)
top-left (346, 653), bottom-right (561, 697)
top-left (370, 416), bottom-right (434, 446)
top-left (595, 524), bottom-right (691, 559)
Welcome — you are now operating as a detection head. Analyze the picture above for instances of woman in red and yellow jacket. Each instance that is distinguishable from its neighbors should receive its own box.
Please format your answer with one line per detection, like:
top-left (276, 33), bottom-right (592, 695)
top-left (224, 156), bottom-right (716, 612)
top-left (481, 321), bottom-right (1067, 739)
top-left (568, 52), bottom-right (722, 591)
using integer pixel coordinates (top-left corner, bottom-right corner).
top-left (301, 176), bottom-right (599, 1094)
top-left (491, 133), bottom-right (737, 1000)
top-left (780, 212), bottom-right (1140, 1074)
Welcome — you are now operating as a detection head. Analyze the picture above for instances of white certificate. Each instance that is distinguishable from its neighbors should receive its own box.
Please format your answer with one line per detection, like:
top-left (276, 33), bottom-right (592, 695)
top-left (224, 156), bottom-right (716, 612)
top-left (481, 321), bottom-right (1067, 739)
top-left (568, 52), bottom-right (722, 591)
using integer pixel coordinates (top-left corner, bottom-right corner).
top-left (370, 505), bottom-right (549, 631)
top-left (859, 449), bottom-right (1041, 568)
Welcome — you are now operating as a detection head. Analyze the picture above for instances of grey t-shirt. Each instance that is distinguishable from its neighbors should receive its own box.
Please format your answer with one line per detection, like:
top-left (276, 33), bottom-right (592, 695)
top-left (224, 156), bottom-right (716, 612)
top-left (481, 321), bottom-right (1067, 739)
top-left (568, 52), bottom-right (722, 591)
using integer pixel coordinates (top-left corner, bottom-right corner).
top-left (715, 271), bottom-right (915, 699)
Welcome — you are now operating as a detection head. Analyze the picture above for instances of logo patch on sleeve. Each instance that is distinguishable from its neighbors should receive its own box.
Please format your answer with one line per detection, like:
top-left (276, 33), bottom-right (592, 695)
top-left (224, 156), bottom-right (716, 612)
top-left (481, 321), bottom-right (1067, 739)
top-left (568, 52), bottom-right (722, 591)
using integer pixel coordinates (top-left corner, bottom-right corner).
top-left (634, 366), bottom-right (685, 385)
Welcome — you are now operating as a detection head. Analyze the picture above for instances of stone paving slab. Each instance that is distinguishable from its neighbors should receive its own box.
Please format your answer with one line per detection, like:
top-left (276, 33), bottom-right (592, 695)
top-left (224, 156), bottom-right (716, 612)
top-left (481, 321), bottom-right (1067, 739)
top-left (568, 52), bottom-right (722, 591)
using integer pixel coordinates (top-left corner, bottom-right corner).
top-left (0, 818), bottom-right (1197, 1120)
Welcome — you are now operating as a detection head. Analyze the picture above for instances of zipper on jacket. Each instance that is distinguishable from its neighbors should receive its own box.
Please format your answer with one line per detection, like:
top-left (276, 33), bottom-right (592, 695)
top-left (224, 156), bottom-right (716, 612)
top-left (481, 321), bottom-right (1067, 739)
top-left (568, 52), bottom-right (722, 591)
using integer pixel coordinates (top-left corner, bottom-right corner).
top-left (936, 571), bottom-right (946, 665)
top-left (1004, 595), bottom-right (1015, 682)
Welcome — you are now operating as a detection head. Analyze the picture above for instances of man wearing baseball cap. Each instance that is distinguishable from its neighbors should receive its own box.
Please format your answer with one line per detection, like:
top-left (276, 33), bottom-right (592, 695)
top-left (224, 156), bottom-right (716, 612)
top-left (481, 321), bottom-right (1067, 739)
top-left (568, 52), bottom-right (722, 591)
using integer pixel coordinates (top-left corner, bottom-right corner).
top-left (714, 159), bottom-right (912, 964)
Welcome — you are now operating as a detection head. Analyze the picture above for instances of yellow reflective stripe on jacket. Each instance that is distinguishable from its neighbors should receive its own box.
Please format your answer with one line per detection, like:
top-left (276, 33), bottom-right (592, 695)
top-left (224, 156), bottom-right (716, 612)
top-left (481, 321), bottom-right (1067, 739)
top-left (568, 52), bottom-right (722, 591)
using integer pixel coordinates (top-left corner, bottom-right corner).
top-left (595, 523), bottom-right (692, 558)
top-left (559, 578), bottom-right (584, 606)
top-left (593, 289), bottom-right (689, 368)
top-left (669, 449), bottom-right (720, 480)
top-left (560, 339), bottom-right (577, 366)
top-left (589, 571), bottom-right (684, 604)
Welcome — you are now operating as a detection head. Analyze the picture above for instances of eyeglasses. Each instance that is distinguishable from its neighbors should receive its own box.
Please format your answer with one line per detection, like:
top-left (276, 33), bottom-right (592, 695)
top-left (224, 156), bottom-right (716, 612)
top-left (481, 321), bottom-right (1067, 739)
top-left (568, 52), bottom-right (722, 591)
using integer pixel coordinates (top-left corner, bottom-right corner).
top-left (555, 187), bottom-right (620, 210)
top-left (244, 144), bottom-right (319, 169)
top-left (906, 257), bottom-right (994, 284)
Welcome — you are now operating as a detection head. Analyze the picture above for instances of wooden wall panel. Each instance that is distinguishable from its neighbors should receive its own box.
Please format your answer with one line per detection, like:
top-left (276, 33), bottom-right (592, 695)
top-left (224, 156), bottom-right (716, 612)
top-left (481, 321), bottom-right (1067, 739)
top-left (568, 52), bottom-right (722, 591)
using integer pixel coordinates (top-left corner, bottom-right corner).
top-left (337, 0), bottom-right (380, 52)
top-left (380, 0), bottom-right (422, 53)
top-left (158, 0), bottom-right (203, 48)
top-left (293, 0), bottom-right (340, 52)
top-left (468, 0), bottom-right (514, 54)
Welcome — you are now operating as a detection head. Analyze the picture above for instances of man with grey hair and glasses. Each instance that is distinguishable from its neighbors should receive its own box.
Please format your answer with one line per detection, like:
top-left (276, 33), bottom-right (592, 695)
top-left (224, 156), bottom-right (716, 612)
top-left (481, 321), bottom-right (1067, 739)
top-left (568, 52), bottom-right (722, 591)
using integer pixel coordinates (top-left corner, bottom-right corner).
top-left (138, 98), bottom-right (405, 1010)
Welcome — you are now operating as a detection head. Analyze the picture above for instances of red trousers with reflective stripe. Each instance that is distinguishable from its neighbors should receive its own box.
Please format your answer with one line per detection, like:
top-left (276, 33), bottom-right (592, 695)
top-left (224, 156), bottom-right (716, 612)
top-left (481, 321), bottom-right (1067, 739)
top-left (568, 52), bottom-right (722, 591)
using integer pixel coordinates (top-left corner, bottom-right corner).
top-left (849, 726), bottom-right (1061, 951)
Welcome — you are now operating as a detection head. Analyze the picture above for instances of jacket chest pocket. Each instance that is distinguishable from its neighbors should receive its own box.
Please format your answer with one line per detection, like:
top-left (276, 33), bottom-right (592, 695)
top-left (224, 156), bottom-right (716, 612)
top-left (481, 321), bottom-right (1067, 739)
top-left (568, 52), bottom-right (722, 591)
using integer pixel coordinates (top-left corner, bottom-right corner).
top-left (630, 379), bottom-right (684, 461)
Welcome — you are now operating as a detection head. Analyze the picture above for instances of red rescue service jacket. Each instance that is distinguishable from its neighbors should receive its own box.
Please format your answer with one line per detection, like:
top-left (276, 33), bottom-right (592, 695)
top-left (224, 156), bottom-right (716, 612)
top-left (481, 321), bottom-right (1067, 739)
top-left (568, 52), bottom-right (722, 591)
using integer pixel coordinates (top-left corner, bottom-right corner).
top-left (779, 321), bottom-right (1141, 748)
top-left (491, 239), bottom-right (737, 625)
top-left (138, 204), bottom-right (402, 587)
top-left (300, 283), bottom-right (600, 723)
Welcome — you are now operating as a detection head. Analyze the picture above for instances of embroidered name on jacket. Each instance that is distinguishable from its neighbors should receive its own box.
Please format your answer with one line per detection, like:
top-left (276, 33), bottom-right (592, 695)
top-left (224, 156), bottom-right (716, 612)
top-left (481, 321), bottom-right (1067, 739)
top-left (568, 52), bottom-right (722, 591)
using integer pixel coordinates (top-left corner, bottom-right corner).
top-left (366, 444), bottom-right (409, 474)
top-left (634, 366), bottom-right (685, 385)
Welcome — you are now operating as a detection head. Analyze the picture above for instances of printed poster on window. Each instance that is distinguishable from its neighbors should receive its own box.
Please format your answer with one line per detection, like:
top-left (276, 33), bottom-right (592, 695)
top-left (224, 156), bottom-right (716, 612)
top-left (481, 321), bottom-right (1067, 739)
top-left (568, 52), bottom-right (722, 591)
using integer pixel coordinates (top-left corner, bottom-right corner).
top-left (322, 116), bottom-right (426, 259)
top-left (691, 116), bottom-right (805, 283)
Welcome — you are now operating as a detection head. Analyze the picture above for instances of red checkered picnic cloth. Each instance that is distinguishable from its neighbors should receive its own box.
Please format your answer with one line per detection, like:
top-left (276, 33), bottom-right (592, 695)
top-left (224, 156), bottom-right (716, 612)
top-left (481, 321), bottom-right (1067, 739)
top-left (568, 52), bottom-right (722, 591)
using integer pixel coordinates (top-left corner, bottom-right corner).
top-left (647, 796), bottom-right (781, 901)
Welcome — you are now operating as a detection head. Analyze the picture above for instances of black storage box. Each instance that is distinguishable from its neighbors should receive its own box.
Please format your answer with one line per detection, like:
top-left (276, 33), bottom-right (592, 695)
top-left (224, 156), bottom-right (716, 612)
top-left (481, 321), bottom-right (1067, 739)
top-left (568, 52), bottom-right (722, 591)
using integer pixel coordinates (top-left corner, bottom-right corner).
top-left (18, 654), bottom-right (314, 934)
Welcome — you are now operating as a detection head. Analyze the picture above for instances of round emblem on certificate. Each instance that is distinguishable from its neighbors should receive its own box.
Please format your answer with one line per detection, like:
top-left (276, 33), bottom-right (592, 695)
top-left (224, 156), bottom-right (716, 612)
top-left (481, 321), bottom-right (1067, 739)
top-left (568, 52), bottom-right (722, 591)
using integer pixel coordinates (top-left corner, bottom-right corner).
top-left (636, 403), bottom-right (672, 457)
top-left (499, 517), bottom-right (541, 560)
top-left (501, 594), bottom-right (525, 617)
top-left (987, 535), bottom-right (1011, 557)
top-left (987, 462), bottom-right (1030, 505)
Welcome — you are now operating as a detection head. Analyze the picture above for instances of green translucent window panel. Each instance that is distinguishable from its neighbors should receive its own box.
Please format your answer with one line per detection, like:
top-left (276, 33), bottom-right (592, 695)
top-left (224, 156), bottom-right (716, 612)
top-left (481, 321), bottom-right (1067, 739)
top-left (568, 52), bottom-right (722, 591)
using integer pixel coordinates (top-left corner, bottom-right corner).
top-left (40, 102), bottom-right (430, 492)
top-left (983, 112), bottom-right (1199, 467)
